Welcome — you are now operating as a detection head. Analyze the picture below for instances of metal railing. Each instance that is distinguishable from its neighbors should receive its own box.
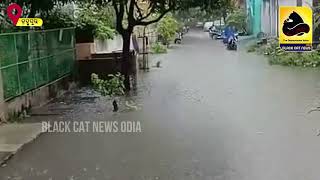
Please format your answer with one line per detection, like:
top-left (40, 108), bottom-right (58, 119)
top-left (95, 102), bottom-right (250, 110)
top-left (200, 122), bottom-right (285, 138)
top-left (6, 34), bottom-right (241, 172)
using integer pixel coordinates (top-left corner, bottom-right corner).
top-left (0, 27), bottom-right (76, 101)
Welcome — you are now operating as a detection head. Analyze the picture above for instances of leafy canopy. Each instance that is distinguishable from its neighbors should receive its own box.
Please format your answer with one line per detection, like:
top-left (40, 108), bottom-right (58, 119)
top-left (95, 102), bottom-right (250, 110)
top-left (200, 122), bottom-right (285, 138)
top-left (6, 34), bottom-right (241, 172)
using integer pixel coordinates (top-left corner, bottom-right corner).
top-left (226, 8), bottom-right (247, 32)
top-left (75, 3), bottom-right (116, 39)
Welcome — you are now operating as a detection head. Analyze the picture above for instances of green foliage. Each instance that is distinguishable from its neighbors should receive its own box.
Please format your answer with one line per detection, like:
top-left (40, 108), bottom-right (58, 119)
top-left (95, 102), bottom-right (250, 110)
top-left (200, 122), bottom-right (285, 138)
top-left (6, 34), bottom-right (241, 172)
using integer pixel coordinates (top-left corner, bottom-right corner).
top-left (76, 3), bottom-right (116, 40)
top-left (91, 73), bottom-right (125, 98)
top-left (151, 42), bottom-right (168, 54)
top-left (247, 39), bottom-right (320, 67)
top-left (174, 7), bottom-right (217, 24)
top-left (226, 9), bottom-right (247, 32)
top-left (15, 0), bottom-right (73, 13)
top-left (43, 5), bottom-right (75, 29)
top-left (157, 15), bottom-right (179, 45)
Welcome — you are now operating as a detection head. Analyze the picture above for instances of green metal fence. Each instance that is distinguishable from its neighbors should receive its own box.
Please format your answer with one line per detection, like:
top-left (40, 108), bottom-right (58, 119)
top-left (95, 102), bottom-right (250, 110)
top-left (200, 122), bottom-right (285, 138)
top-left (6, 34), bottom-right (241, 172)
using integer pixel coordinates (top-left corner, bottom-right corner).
top-left (0, 27), bottom-right (75, 101)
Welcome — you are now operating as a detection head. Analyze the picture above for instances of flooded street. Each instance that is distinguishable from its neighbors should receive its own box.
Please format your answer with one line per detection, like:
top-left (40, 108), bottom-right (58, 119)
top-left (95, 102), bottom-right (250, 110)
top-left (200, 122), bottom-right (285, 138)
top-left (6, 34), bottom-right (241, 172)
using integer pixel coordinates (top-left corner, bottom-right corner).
top-left (1, 30), bottom-right (320, 180)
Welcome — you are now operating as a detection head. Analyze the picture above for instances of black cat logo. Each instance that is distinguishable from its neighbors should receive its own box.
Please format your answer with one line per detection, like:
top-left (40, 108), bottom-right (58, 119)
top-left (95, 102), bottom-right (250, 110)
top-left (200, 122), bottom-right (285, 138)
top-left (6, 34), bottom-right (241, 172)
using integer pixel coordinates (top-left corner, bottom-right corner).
top-left (282, 11), bottom-right (310, 36)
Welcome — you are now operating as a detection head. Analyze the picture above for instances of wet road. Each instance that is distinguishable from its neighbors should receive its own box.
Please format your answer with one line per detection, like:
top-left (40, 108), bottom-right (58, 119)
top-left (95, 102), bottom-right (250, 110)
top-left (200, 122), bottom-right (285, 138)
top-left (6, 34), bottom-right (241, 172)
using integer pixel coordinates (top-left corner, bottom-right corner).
top-left (1, 30), bottom-right (320, 180)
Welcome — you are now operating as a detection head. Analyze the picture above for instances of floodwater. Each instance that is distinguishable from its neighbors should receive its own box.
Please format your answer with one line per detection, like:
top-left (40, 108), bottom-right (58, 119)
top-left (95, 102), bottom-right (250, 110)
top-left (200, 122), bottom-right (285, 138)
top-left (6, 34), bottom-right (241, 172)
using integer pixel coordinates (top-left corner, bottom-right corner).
top-left (1, 30), bottom-right (320, 180)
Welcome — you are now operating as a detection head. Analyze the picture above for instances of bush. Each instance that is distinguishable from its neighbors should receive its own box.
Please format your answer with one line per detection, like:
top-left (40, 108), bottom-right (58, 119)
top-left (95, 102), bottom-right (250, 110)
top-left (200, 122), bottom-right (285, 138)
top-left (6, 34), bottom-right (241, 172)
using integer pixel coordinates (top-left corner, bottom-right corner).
top-left (247, 39), bottom-right (320, 67)
top-left (157, 15), bottom-right (179, 45)
top-left (91, 73), bottom-right (125, 112)
top-left (151, 42), bottom-right (168, 54)
top-left (91, 73), bottom-right (125, 97)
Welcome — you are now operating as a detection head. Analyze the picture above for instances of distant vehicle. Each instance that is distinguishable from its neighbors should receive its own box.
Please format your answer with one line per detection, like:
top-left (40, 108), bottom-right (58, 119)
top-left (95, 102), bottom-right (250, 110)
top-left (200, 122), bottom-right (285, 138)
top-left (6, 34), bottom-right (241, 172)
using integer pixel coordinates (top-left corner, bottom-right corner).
top-left (195, 22), bottom-right (204, 28)
top-left (209, 26), bottom-right (220, 39)
top-left (174, 32), bottom-right (182, 44)
top-left (214, 20), bottom-right (225, 30)
top-left (203, 22), bottom-right (214, 32)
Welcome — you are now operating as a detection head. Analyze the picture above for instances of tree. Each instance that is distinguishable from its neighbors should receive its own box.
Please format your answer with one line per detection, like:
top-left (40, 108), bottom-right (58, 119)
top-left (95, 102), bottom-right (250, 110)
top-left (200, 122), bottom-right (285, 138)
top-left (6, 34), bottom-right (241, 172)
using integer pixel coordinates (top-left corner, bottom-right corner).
top-left (75, 3), bottom-right (116, 40)
top-left (226, 8), bottom-right (247, 33)
top-left (89, 0), bottom-right (178, 90)
top-left (91, 0), bottom-right (227, 90)
top-left (188, 0), bottom-right (235, 22)
top-left (15, 0), bottom-right (73, 17)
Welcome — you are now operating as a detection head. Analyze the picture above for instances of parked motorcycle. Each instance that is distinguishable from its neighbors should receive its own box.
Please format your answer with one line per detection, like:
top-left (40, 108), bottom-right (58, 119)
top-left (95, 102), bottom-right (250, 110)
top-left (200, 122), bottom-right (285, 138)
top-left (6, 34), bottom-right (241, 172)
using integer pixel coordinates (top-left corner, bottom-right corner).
top-left (209, 28), bottom-right (220, 39)
top-left (215, 30), bottom-right (224, 40)
top-left (174, 32), bottom-right (183, 44)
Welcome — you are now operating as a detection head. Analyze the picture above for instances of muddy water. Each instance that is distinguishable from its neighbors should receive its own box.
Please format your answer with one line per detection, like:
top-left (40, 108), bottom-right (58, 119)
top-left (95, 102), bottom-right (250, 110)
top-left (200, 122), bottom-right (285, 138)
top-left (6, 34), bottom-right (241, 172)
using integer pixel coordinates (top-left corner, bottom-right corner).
top-left (1, 30), bottom-right (320, 180)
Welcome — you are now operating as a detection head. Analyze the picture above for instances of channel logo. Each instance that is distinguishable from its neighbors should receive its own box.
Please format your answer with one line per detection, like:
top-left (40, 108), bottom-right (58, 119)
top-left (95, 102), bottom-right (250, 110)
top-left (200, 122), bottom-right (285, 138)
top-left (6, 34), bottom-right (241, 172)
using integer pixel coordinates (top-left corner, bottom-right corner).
top-left (279, 6), bottom-right (313, 52)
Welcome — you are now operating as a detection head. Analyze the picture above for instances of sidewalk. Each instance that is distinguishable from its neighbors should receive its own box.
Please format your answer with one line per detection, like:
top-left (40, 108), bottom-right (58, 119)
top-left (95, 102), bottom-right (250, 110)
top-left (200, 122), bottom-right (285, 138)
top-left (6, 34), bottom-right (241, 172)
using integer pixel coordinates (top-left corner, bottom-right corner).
top-left (0, 123), bottom-right (43, 166)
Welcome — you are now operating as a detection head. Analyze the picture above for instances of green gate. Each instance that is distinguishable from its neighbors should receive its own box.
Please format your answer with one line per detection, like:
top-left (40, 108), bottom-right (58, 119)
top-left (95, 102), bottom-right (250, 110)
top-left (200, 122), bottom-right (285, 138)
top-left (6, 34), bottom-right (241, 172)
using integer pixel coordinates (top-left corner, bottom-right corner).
top-left (0, 27), bottom-right (75, 101)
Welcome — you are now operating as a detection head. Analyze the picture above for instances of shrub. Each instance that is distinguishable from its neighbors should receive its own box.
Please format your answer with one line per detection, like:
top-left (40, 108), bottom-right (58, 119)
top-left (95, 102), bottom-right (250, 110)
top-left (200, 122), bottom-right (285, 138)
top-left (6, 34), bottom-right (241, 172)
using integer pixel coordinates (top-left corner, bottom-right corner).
top-left (157, 15), bottom-right (179, 45)
top-left (247, 39), bottom-right (320, 67)
top-left (91, 73), bottom-right (125, 112)
top-left (151, 42), bottom-right (168, 54)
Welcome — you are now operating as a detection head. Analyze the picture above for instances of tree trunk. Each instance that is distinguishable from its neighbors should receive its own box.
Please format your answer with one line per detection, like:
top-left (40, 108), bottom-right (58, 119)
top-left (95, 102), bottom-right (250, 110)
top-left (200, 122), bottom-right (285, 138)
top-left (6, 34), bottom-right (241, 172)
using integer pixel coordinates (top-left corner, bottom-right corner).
top-left (122, 31), bottom-right (132, 91)
top-left (222, 10), bottom-right (227, 24)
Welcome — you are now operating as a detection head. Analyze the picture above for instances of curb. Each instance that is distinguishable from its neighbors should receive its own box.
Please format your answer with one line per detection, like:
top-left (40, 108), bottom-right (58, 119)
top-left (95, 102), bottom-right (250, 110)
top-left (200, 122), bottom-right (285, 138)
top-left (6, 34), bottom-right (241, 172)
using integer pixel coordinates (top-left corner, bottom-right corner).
top-left (0, 131), bottom-right (44, 168)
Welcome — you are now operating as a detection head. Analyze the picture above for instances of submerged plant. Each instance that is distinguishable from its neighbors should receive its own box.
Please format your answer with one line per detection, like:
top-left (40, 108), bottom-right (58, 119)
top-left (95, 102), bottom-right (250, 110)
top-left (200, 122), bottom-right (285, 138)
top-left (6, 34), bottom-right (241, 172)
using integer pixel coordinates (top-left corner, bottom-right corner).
top-left (91, 73), bottom-right (125, 112)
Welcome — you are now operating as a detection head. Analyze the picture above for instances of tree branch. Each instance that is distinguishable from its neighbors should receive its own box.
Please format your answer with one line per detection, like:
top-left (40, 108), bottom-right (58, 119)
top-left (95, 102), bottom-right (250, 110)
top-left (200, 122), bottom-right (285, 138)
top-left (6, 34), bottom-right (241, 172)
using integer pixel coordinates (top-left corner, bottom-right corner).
top-left (137, 4), bottom-right (156, 21)
top-left (134, 1), bottom-right (143, 19)
top-left (134, 7), bottom-right (173, 26)
top-left (112, 0), bottom-right (125, 34)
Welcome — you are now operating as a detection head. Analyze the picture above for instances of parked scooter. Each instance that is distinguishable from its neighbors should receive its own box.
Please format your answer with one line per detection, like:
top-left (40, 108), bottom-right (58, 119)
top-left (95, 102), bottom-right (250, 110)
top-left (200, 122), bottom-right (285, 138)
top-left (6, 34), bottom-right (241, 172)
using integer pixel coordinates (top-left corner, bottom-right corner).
top-left (174, 32), bottom-right (183, 44)
top-left (209, 28), bottom-right (219, 39)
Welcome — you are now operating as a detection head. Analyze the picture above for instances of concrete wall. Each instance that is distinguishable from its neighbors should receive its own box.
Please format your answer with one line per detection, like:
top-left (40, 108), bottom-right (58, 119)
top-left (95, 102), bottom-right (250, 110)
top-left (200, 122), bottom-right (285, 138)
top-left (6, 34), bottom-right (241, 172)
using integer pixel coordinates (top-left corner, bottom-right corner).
top-left (93, 35), bottom-right (135, 54)
top-left (0, 75), bottom-right (76, 122)
top-left (94, 35), bottom-right (125, 53)
top-left (75, 43), bottom-right (95, 60)
top-left (93, 26), bottom-right (158, 54)
top-left (278, 0), bottom-right (296, 6)
top-left (261, 0), bottom-right (278, 36)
